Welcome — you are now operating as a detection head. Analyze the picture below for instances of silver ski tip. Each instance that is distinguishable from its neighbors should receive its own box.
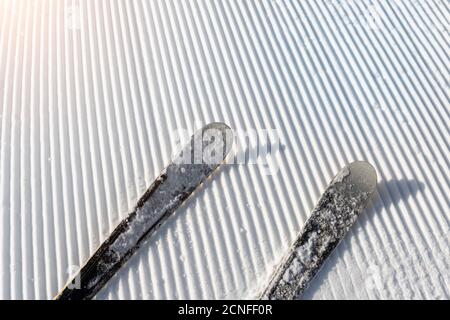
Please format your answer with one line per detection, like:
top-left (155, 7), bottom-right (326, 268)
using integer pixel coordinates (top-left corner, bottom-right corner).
top-left (201, 122), bottom-right (234, 160)
top-left (173, 122), bottom-right (234, 166)
top-left (205, 122), bottom-right (232, 131)
top-left (344, 161), bottom-right (377, 193)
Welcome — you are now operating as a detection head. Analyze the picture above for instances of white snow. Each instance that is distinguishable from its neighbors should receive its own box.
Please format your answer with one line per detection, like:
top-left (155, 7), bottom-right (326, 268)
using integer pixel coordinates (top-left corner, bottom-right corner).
top-left (281, 232), bottom-right (318, 285)
top-left (0, 0), bottom-right (449, 300)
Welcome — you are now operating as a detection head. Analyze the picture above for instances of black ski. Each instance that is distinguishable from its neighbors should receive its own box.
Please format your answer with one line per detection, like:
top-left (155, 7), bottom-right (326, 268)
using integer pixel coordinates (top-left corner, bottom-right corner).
top-left (55, 122), bottom-right (234, 300)
top-left (261, 161), bottom-right (377, 300)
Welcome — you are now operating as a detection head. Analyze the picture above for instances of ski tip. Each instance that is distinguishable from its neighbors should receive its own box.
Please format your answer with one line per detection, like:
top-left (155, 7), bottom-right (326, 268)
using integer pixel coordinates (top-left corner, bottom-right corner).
top-left (205, 122), bottom-right (232, 131)
top-left (202, 122), bottom-right (234, 158)
top-left (346, 161), bottom-right (377, 194)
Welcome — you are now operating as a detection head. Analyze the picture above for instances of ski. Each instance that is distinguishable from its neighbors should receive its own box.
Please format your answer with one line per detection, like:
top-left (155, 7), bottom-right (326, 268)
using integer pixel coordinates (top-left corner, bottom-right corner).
top-left (55, 122), bottom-right (234, 300)
top-left (261, 161), bottom-right (377, 300)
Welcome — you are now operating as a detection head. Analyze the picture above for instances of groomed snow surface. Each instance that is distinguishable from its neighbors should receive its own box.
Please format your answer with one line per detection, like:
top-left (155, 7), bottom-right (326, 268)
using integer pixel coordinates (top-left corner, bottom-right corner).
top-left (0, 0), bottom-right (449, 299)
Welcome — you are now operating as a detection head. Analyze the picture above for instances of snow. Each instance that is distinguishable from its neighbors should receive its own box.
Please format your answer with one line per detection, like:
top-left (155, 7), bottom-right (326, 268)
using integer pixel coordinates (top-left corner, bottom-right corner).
top-left (281, 232), bottom-right (317, 284)
top-left (0, 0), bottom-right (449, 300)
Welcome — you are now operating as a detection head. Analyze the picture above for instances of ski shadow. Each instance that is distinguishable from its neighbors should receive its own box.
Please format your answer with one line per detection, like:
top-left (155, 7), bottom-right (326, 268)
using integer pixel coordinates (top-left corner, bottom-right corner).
top-left (370, 178), bottom-right (425, 215)
top-left (301, 178), bottom-right (425, 299)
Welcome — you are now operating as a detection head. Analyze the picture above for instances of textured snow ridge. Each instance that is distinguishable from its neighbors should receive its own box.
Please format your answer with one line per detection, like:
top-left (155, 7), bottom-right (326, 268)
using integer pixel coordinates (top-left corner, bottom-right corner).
top-left (0, 0), bottom-right (449, 299)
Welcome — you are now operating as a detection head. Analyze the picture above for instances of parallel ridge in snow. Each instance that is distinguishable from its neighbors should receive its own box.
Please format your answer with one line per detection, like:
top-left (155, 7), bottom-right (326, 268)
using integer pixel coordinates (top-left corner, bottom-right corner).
top-left (0, 0), bottom-right (449, 299)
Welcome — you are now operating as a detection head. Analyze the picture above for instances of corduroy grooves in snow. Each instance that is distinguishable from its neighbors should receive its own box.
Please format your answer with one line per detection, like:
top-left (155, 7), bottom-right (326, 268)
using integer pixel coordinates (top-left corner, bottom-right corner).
top-left (0, 0), bottom-right (449, 299)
